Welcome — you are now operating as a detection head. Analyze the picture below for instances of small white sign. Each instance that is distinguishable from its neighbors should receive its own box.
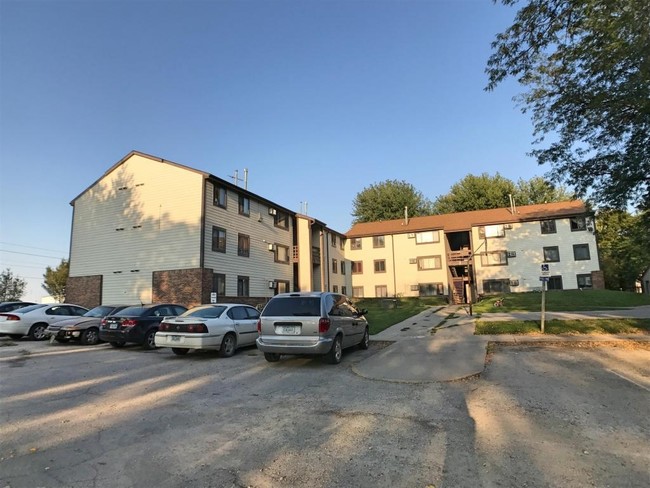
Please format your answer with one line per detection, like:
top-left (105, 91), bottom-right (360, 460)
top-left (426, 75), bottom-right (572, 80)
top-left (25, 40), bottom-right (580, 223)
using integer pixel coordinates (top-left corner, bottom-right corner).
top-left (210, 292), bottom-right (217, 304)
top-left (541, 264), bottom-right (550, 277)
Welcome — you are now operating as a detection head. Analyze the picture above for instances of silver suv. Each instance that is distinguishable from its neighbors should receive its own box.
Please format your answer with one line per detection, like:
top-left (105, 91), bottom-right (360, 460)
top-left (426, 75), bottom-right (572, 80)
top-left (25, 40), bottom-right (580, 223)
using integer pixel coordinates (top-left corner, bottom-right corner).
top-left (256, 292), bottom-right (369, 364)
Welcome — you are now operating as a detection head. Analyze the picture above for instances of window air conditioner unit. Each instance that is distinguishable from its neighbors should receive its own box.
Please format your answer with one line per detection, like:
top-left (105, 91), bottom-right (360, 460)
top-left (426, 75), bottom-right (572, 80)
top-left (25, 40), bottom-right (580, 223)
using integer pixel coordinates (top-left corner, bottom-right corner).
top-left (504, 224), bottom-right (513, 229)
top-left (407, 233), bottom-right (415, 238)
top-left (268, 208), bottom-right (277, 215)
top-left (268, 243), bottom-right (276, 251)
top-left (507, 251), bottom-right (517, 258)
top-left (509, 279), bottom-right (519, 286)
top-left (409, 258), bottom-right (417, 264)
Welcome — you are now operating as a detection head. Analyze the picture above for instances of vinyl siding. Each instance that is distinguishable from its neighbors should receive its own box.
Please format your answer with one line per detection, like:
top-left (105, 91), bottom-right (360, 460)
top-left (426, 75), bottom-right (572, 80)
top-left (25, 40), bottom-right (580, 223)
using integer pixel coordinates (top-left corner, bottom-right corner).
top-left (69, 154), bottom-right (203, 303)
top-left (203, 181), bottom-right (293, 297)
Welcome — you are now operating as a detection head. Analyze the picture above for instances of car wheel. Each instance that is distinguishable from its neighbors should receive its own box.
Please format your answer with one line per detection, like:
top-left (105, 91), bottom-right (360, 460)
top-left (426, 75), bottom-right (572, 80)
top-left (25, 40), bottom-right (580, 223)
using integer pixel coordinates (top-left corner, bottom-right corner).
top-left (28, 323), bottom-right (48, 341)
top-left (172, 347), bottom-right (189, 356)
top-left (55, 337), bottom-right (70, 343)
top-left (110, 341), bottom-right (126, 348)
top-left (8, 334), bottom-right (23, 340)
top-left (324, 335), bottom-right (343, 364)
top-left (219, 333), bottom-right (236, 358)
top-left (81, 328), bottom-right (99, 345)
top-left (142, 330), bottom-right (158, 350)
top-left (264, 352), bottom-right (281, 362)
top-left (358, 327), bottom-right (370, 350)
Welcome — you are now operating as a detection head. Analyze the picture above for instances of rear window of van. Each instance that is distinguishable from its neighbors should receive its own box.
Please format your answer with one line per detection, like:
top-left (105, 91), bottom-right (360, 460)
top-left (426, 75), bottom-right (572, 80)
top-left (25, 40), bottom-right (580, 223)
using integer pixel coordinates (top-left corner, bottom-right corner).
top-left (261, 297), bottom-right (321, 317)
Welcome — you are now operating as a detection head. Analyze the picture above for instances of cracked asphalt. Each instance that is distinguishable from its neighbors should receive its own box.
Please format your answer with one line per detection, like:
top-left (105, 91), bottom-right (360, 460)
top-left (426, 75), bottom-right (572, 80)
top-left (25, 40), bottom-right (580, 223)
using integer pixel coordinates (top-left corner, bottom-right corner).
top-left (1, 337), bottom-right (648, 487)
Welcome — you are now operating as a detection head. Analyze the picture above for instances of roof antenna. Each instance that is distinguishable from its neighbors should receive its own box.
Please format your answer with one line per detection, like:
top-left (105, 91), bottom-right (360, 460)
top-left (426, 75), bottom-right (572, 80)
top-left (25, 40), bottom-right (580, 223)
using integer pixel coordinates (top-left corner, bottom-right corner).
top-left (404, 206), bottom-right (409, 226)
top-left (508, 194), bottom-right (514, 214)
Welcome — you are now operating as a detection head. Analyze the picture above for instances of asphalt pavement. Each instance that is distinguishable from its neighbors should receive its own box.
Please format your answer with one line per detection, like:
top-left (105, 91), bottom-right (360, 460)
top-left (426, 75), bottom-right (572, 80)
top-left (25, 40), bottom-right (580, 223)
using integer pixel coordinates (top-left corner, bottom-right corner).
top-left (353, 304), bottom-right (650, 383)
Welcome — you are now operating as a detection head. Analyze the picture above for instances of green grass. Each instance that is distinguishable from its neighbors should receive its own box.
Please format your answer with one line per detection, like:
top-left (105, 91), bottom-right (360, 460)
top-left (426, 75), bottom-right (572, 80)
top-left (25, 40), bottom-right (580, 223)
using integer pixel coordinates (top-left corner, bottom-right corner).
top-left (354, 297), bottom-right (447, 335)
top-left (471, 289), bottom-right (650, 314)
top-left (475, 318), bottom-right (650, 335)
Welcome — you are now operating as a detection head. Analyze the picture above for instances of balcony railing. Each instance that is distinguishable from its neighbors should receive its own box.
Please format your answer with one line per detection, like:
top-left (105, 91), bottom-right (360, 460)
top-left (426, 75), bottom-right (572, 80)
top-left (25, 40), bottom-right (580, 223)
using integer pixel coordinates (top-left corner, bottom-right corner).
top-left (447, 249), bottom-right (472, 264)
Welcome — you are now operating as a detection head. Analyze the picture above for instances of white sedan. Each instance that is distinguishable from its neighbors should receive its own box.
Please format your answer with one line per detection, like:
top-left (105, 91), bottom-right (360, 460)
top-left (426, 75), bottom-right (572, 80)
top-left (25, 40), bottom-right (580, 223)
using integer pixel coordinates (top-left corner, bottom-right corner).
top-left (155, 303), bottom-right (260, 357)
top-left (0, 303), bottom-right (89, 340)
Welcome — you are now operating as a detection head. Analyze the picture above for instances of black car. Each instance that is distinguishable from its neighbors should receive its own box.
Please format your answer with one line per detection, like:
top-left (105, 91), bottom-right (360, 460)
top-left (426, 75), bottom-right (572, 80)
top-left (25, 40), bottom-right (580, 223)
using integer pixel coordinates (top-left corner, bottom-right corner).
top-left (99, 303), bottom-right (187, 350)
top-left (0, 301), bottom-right (36, 313)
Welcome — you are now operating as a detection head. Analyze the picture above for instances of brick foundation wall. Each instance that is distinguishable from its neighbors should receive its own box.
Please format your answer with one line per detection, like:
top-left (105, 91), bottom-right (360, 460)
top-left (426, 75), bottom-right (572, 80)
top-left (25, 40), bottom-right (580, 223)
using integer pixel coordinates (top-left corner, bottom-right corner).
top-left (153, 268), bottom-right (208, 308)
top-left (591, 270), bottom-right (605, 290)
top-left (66, 275), bottom-right (103, 308)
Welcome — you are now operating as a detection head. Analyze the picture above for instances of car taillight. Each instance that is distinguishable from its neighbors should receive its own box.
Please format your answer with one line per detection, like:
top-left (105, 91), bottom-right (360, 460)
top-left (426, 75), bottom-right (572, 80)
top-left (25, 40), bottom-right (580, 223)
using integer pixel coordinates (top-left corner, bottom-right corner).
top-left (159, 323), bottom-right (169, 331)
top-left (257, 319), bottom-right (261, 333)
top-left (0, 314), bottom-right (19, 321)
top-left (100, 318), bottom-right (107, 326)
top-left (121, 319), bottom-right (137, 327)
top-left (185, 324), bottom-right (208, 333)
top-left (318, 318), bottom-right (330, 333)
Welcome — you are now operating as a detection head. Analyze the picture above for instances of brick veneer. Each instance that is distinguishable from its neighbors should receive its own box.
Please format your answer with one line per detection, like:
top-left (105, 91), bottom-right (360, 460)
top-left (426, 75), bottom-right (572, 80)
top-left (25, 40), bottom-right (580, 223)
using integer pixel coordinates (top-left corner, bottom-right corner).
top-left (66, 275), bottom-right (103, 308)
top-left (591, 270), bottom-right (605, 290)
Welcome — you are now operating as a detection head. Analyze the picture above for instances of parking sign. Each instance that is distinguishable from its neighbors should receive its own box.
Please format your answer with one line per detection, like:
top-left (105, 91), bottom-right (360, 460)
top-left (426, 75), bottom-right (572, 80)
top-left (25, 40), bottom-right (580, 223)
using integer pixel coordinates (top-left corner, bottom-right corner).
top-left (541, 264), bottom-right (550, 277)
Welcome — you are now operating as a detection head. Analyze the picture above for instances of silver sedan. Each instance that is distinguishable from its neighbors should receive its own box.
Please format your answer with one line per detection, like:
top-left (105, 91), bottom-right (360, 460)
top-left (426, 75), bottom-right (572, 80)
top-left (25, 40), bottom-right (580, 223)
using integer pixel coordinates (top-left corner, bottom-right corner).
top-left (0, 303), bottom-right (89, 340)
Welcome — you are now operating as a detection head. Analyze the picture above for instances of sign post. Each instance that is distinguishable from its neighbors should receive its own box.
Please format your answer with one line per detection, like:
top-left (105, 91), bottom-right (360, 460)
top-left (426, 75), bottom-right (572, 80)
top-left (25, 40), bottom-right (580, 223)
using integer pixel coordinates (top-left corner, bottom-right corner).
top-left (540, 264), bottom-right (550, 333)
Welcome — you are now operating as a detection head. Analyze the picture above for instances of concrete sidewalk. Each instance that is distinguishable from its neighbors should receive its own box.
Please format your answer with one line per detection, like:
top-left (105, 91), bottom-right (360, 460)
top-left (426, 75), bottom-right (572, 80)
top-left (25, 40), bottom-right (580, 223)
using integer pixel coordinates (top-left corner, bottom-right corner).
top-left (352, 305), bottom-right (649, 383)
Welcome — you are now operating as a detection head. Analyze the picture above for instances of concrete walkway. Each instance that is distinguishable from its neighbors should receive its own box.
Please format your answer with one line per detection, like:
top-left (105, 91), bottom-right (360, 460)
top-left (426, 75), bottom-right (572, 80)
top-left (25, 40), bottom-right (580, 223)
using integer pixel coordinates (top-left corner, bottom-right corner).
top-left (352, 305), bottom-right (650, 383)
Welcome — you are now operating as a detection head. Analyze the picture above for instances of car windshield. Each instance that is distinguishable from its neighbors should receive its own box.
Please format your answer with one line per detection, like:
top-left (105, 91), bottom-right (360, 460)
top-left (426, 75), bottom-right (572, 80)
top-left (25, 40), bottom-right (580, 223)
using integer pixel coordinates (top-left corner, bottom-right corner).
top-left (84, 306), bottom-right (116, 318)
top-left (112, 306), bottom-right (147, 316)
top-left (261, 297), bottom-right (321, 317)
top-left (10, 304), bottom-right (47, 313)
top-left (180, 306), bottom-right (227, 319)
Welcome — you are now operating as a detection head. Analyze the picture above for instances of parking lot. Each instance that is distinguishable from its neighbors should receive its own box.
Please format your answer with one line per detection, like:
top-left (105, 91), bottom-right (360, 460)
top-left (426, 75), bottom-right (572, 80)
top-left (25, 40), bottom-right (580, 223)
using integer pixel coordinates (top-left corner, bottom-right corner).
top-left (1, 337), bottom-right (649, 488)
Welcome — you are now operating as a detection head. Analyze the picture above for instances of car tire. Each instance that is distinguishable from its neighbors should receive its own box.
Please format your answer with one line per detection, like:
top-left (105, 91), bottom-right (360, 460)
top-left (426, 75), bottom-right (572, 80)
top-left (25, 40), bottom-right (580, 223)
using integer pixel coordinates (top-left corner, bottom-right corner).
top-left (81, 328), bottom-right (99, 345)
top-left (324, 335), bottom-right (343, 364)
top-left (219, 333), bottom-right (236, 358)
top-left (172, 347), bottom-right (189, 356)
top-left (110, 341), bottom-right (126, 348)
top-left (264, 352), bottom-right (281, 362)
top-left (142, 330), bottom-right (158, 350)
top-left (28, 323), bottom-right (48, 341)
top-left (55, 337), bottom-right (70, 343)
top-left (358, 327), bottom-right (370, 350)
top-left (8, 334), bottom-right (23, 340)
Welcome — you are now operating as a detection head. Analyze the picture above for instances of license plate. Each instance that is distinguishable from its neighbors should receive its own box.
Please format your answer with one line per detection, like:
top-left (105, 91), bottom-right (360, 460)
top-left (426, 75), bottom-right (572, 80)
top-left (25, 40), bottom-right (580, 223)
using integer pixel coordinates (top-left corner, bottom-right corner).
top-left (109, 323), bottom-right (118, 329)
top-left (277, 326), bottom-right (300, 335)
top-left (170, 335), bottom-right (181, 342)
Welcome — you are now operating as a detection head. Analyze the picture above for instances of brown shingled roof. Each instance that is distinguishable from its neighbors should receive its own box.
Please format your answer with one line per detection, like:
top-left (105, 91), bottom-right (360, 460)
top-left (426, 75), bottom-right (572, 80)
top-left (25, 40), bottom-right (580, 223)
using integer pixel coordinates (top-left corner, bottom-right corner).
top-left (345, 200), bottom-right (588, 237)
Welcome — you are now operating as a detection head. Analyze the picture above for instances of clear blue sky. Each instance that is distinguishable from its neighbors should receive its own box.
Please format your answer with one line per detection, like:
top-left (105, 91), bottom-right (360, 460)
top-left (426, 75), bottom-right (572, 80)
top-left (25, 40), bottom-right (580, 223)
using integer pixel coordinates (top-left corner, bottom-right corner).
top-left (0, 0), bottom-right (545, 302)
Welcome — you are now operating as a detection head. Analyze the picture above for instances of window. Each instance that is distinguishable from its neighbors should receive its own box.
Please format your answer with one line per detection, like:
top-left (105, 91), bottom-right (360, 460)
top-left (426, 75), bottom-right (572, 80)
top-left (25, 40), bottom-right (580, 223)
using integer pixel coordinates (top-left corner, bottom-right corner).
top-left (543, 246), bottom-right (560, 262)
top-left (237, 276), bottom-right (249, 297)
top-left (548, 275), bottom-right (563, 290)
top-left (333, 285), bottom-right (339, 293)
top-left (540, 219), bottom-right (556, 234)
top-left (479, 225), bottom-right (505, 239)
top-left (340, 262), bottom-right (346, 275)
top-left (419, 283), bottom-right (445, 296)
top-left (577, 274), bottom-right (593, 289)
top-left (573, 244), bottom-right (590, 261)
top-left (274, 211), bottom-right (289, 230)
top-left (483, 279), bottom-right (511, 294)
top-left (340, 238), bottom-right (346, 250)
top-left (238, 195), bottom-right (250, 216)
top-left (416, 231), bottom-right (440, 244)
top-left (237, 234), bottom-right (250, 257)
top-left (570, 216), bottom-right (586, 231)
top-left (375, 285), bottom-right (388, 297)
top-left (213, 273), bottom-right (226, 297)
top-left (374, 259), bottom-right (386, 273)
top-left (480, 251), bottom-right (508, 266)
top-left (212, 226), bottom-right (226, 253)
top-left (341, 286), bottom-right (347, 295)
top-left (275, 244), bottom-right (290, 264)
top-left (213, 184), bottom-right (227, 208)
top-left (350, 238), bottom-right (362, 250)
top-left (332, 258), bottom-right (338, 274)
top-left (352, 261), bottom-right (363, 274)
top-left (352, 286), bottom-right (364, 298)
top-left (331, 234), bottom-right (337, 247)
top-left (373, 235), bottom-right (385, 248)
top-left (417, 255), bottom-right (442, 270)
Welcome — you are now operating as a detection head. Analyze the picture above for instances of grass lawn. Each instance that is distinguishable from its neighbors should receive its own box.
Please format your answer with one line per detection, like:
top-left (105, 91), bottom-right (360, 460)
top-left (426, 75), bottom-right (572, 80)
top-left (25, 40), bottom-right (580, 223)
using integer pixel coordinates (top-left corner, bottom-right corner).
top-left (354, 297), bottom-right (447, 335)
top-left (471, 289), bottom-right (650, 314)
top-left (475, 318), bottom-right (650, 335)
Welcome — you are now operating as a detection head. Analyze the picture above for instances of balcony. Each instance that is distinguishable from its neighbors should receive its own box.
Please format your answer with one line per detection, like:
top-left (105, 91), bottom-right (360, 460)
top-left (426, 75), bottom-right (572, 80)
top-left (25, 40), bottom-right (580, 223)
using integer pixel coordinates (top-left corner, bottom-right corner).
top-left (447, 249), bottom-right (471, 264)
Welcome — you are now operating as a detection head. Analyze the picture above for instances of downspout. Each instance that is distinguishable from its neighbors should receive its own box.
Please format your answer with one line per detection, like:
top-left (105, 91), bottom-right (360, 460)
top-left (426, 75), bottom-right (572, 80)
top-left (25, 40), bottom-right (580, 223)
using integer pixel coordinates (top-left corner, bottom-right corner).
top-left (200, 178), bottom-right (207, 303)
top-left (320, 230), bottom-right (327, 292)
top-left (391, 234), bottom-right (397, 296)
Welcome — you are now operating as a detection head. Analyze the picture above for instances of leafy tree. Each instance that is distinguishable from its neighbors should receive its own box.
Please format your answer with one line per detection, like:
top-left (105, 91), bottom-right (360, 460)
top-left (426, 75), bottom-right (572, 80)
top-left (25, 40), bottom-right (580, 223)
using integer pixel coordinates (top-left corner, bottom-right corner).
top-left (351, 180), bottom-right (433, 223)
top-left (486, 0), bottom-right (650, 212)
top-left (596, 210), bottom-right (650, 291)
top-left (431, 173), bottom-right (572, 214)
top-left (43, 259), bottom-right (69, 303)
top-left (0, 268), bottom-right (27, 301)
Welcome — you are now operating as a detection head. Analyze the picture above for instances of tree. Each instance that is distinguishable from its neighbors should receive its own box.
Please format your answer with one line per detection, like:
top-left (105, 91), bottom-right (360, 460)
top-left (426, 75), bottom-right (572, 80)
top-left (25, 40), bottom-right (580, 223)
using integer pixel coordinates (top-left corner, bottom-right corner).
top-left (0, 268), bottom-right (27, 301)
top-left (486, 0), bottom-right (650, 212)
top-left (431, 173), bottom-right (572, 214)
top-left (596, 209), bottom-right (650, 291)
top-left (43, 259), bottom-right (69, 303)
top-left (351, 180), bottom-right (433, 223)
